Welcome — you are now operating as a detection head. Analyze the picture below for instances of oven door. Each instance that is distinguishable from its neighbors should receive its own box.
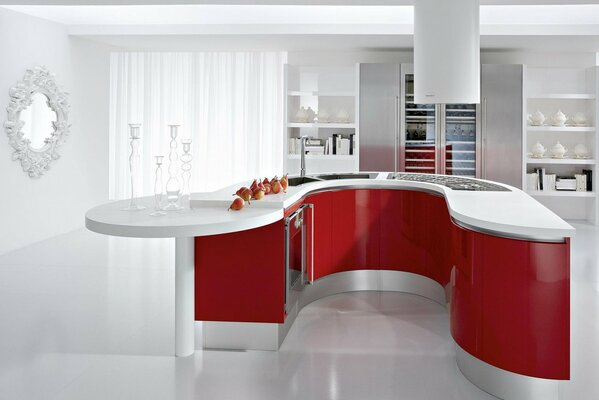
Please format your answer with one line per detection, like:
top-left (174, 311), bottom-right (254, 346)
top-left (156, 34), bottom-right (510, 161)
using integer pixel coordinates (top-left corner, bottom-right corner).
top-left (284, 203), bottom-right (313, 313)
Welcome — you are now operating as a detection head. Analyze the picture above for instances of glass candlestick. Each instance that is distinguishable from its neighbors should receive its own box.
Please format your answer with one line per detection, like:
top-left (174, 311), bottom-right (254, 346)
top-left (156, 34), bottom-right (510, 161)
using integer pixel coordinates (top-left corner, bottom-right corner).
top-left (164, 124), bottom-right (183, 211)
top-left (123, 124), bottom-right (146, 211)
top-left (150, 156), bottom-right (166, 217)
top-left (180, 139), bottom-right (192, 210)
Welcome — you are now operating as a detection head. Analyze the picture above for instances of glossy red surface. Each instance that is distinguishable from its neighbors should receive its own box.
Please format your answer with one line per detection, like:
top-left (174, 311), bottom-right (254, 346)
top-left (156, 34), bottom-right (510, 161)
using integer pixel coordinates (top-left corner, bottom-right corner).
top-left (194, 188), bottom-right (570, 380)
top-left (195, 220), bottom-right (286, 323)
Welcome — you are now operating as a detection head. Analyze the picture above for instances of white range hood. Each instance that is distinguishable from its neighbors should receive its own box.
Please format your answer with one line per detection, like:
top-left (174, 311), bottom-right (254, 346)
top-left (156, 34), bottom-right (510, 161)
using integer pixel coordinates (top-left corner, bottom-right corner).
top-left (414, 0), bottom-right (480, 104)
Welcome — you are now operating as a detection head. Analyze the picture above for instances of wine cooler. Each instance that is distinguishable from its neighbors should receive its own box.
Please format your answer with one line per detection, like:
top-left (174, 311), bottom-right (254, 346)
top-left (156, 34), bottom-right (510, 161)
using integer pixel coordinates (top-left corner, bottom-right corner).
top-left (400, 65), bottom-right (481, 177)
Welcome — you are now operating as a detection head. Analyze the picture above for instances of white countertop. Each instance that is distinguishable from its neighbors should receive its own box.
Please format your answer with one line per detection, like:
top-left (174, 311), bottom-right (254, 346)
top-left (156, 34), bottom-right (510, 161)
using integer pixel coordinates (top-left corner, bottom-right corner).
top-left (86, 173), bottom-right (575, 240)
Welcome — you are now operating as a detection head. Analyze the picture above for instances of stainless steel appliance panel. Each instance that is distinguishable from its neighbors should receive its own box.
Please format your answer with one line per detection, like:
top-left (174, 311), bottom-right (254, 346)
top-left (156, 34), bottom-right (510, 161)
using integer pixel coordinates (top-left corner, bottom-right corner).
top-left (359, 64), bottom-right (401, 172)
top-left (481, 64), bottom-right (523, 188)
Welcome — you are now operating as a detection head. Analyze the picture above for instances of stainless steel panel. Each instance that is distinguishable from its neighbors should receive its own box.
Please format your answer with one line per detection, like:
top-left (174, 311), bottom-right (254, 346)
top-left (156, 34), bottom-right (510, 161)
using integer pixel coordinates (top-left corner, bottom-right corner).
top-left (481, 64), bottom-right (523, 188)
top-left (359, 63), bottom-right (401, 172)
top-left (455, 342), bottom-right (560, 400)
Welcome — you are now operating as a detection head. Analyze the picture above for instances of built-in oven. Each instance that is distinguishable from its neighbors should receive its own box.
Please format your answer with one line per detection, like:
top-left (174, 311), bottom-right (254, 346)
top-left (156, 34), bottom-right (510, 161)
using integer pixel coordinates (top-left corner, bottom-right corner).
top-left (284, 203), bottom-right (313, 313)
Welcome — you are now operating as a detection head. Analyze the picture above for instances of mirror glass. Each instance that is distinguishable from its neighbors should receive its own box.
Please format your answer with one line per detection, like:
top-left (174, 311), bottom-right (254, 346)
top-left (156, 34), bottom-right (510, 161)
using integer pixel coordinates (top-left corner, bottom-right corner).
top-left (19, 92), bottom-right (57, 149)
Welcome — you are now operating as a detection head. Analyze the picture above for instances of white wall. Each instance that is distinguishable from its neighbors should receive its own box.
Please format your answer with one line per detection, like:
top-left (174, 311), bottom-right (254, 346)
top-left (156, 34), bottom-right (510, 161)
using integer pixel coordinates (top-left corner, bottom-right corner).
top-left (0, 8), bottom-right (113, 254)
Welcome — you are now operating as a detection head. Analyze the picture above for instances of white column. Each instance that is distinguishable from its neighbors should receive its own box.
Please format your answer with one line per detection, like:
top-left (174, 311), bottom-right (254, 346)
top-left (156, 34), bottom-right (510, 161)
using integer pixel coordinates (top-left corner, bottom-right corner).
top-left (175, 237), bottom-right (195, 357)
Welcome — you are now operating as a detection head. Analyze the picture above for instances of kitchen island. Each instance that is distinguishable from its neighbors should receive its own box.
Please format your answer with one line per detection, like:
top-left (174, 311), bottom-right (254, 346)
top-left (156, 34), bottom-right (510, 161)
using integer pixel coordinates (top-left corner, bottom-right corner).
top-left (86, 173), bottom-right (574, 400)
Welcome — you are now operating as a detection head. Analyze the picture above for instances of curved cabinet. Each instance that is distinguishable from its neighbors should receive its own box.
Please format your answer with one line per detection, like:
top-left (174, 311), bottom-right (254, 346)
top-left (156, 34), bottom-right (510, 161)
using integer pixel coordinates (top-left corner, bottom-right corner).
top-left (194, 188), bottom-right (570, 381)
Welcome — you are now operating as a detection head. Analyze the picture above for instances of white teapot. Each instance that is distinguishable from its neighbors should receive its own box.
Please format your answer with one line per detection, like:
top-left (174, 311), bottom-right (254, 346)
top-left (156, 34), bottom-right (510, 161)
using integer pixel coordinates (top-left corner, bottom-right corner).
top-left (571, 112), bottom-right (587, 126)
top-left (529, 110), bottom-right (545, 126)
top-left (551, 141), bottom-right (568, 158)
top-left (317, 108), bottom-right (330, 123)
top-left (551, 110), bottom-right (568, 126)
top-left (573, 143), bottom-right (590, 158)
top-left (531, 141), bottom-right (546, 158)
top-left (295, 107), bottom-right (309, 123)
top-left (336, 109), bottom-right (350, 123)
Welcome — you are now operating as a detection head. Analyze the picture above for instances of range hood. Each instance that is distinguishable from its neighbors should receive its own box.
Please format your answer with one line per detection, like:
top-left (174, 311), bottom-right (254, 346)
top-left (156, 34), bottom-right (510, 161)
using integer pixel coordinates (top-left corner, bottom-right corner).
top-left (414, 0), bottom-right (480, 104)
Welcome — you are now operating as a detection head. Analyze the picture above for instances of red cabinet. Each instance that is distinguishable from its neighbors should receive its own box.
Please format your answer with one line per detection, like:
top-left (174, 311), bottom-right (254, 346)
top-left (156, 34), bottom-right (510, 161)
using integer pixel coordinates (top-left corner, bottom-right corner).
top-left (330, 190), bottom-right (381, 272)
top-left (305, 192), bottom-right (332, 281)
top-left (195, 220), bottom-right (286, 324)
top-left (379, 190), bottom-right (428, 275)
top-left (194, 187), bottom-right (570, 380)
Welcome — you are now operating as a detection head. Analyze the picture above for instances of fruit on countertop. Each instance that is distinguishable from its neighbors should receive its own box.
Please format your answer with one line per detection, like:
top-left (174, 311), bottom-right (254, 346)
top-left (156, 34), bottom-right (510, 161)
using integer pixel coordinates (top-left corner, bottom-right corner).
top-left (280, 174), bottom-right (288, 192)
top-left (228, 197), bottom-right (244, 211)
top-left (252, 188), bottom-right (265, 200)
top-left (250, 179), bottom-right (259, 192)
top-left (271, 178), bottom-right (282, 194)
top-left (239, 187), bottom-right (252, 203)
top-left (262, 177), bottom-right (270, 186)
top-left (263, 183), bottom-right (272, 194)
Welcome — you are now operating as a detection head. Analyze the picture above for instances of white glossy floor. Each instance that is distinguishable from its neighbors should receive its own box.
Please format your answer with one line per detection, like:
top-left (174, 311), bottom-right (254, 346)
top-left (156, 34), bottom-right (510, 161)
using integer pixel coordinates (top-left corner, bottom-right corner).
top-left (0, 222), bottom-right (597, 400)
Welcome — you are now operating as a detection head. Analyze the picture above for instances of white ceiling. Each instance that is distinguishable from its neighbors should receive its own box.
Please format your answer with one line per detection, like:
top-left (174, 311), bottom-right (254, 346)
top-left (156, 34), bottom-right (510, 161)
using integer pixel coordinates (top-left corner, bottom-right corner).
top-left (3, 3), bottom-right (599, 52)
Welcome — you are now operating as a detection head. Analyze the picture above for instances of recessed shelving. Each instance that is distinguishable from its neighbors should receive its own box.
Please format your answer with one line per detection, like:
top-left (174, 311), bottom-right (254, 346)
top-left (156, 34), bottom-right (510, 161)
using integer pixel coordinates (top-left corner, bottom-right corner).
top-left (526, 158), bottom-right (596, 165)
top-left (527, 93), bottom-right (596, 100)
top-left (526, 191), bottom-right (596, 198)
top-left (527, 126), bottom-right (595, 132)
top-left (287, 122), bottom-right (355, 129)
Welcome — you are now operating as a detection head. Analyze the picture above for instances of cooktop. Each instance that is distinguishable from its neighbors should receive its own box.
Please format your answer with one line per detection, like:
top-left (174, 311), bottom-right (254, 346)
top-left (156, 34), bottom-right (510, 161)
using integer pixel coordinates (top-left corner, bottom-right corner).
top-left (392, 173), bottom-right (511, 192)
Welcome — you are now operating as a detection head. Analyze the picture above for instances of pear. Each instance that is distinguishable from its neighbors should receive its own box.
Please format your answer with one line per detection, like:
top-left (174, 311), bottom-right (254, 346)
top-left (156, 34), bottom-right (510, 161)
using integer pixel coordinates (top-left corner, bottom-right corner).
top-left (228, 197), bottom-right (244, 211)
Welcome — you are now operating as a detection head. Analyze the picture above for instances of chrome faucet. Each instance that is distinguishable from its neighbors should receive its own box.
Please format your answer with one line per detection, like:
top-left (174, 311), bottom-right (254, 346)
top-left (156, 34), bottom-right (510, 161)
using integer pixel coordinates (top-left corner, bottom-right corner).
top-left (300, 136), bottom-right (310, 177)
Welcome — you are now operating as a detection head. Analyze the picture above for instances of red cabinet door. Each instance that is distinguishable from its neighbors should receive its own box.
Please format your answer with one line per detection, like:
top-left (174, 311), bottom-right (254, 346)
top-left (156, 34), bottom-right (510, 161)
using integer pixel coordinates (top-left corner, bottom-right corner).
top-left (379, 190), bottom-right (428, 275)
top-left (304, 192), bottom-right (333, 281)
top-left (424, 194), bottom-right (454, 286)
top-left (330, 190), bottom-right (381, 272)
top-left (449, 225), bottom-right (483, 359)
top-left (195, 220), bottom-right (286, 324)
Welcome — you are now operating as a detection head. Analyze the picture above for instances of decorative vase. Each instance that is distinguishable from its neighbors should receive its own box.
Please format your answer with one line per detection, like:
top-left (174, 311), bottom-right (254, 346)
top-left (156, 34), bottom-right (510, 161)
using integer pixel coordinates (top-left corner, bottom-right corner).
top-left (123, 124), bottom-right (146, 211)
top-left (150, 156), bottom-right (166, 217)
top-left (164, 125), bottom-right (183, 211)
top-left (180, 139), bottom-right (192, 210)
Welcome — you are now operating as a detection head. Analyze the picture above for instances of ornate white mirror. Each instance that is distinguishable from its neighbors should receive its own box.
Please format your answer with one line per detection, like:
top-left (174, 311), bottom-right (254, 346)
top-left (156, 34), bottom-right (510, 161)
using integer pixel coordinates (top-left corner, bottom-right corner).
top-left (4, 66), bottom-right (69, 178)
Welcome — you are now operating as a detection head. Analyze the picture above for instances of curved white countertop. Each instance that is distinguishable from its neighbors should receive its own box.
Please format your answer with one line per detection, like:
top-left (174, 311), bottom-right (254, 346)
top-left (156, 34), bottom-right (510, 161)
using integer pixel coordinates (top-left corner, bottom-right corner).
top-left (86, 173), bottom-right (575, 240)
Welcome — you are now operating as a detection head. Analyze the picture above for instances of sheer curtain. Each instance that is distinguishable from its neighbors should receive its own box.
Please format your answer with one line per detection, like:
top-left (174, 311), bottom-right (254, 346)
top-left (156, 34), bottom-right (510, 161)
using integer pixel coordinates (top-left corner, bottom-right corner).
top-left (109, 52), bottom-right (286, 199)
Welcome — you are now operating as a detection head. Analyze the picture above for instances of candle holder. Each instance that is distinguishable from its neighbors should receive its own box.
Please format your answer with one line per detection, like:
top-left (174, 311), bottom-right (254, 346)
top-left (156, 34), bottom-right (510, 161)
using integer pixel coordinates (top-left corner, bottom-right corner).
top-left (150, 156), bottom-right (166, 216)
top-left (164, 124), bottom-right (183, 211)
top-left (123, 123), bottom-right (146, 211)
top-left (180, 139), bottom-right (192, 210)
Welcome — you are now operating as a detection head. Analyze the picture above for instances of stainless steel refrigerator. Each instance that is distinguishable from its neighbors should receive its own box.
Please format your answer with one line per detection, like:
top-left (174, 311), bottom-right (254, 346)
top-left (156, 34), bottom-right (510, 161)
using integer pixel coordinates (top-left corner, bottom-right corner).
top-left (359, 63), bottom-right (523, 187)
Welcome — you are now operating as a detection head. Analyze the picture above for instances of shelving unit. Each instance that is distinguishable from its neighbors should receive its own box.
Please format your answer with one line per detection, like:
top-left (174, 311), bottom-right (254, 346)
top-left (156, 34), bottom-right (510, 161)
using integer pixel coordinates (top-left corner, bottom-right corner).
top-left (527, 191), bottom-right (596, 198)
top-left (523, 66), bottom-right (599, 223)
top-left (526, 158), bottom-right (596, 165)
top-left (284, 64), bottom-right (359, 175)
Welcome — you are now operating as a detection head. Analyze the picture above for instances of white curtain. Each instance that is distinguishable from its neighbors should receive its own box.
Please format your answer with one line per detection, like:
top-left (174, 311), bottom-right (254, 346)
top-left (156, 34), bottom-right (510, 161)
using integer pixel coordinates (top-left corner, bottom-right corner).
top-left (109, 52), bottom-right (286, 199)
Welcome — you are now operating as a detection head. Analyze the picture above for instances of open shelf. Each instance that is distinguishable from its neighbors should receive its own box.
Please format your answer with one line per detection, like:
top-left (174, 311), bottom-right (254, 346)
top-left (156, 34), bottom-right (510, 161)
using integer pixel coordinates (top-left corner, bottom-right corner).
top-left (526, 158), bottom-right (596, 165)
top-left (527, 126), bottom-right (595, 132)
top-left (527, 93), bottom-right (596, 100)
top-left (527, 191), bottom-right (596, 198)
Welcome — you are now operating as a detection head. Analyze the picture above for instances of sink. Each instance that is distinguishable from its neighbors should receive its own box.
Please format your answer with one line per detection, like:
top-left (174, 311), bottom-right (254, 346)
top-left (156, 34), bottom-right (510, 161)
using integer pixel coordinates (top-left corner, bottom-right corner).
top-left (286, 176), bottom-right (323, 187)
top-left (314, 173), bottom-right (379, 180)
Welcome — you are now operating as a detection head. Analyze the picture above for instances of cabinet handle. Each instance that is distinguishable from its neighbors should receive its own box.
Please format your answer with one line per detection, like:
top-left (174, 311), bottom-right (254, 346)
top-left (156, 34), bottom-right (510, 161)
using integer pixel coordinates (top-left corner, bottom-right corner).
top-left (482, 97), bottom-right (487, 178)
top-left (394, 95), bottom-right (399, 174)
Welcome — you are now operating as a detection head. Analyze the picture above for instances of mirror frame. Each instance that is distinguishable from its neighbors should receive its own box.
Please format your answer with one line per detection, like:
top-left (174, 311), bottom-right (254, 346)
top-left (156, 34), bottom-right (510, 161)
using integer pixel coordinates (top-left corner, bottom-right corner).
top-left (4, 66), bottom-right (70, 178)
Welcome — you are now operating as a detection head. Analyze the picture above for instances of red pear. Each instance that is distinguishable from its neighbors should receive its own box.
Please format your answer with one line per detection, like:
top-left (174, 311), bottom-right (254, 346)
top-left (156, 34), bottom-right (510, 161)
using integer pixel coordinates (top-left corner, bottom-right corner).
top-left (271, 180), bottom-right (282, 194)
top-left (280, 174), bottom-right (288, 192)
top-left (239, 188), bottom-right (252, 203)
top-left (250, 179), bottom-right (260, 191)
top-left (252, 188), bottom-right (265, 200)
top-left (228, 197), bottom-right (244, 211)
top-left (262, 177), bottom-right (270, 186)
top-left (263, 183), bottom-right (272, 194)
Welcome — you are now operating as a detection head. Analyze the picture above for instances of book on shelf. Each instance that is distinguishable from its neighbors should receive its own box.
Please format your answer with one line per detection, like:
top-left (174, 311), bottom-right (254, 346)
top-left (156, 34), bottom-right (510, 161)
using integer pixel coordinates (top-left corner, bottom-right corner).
top-left (574, 174), bottom-right (588, 192)
top-left (556, 176), bottom-right (577, 191)
top-left (582, 169), bottom-right (593, 191)
top-left (528, 169), bottom-right (556, 191)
